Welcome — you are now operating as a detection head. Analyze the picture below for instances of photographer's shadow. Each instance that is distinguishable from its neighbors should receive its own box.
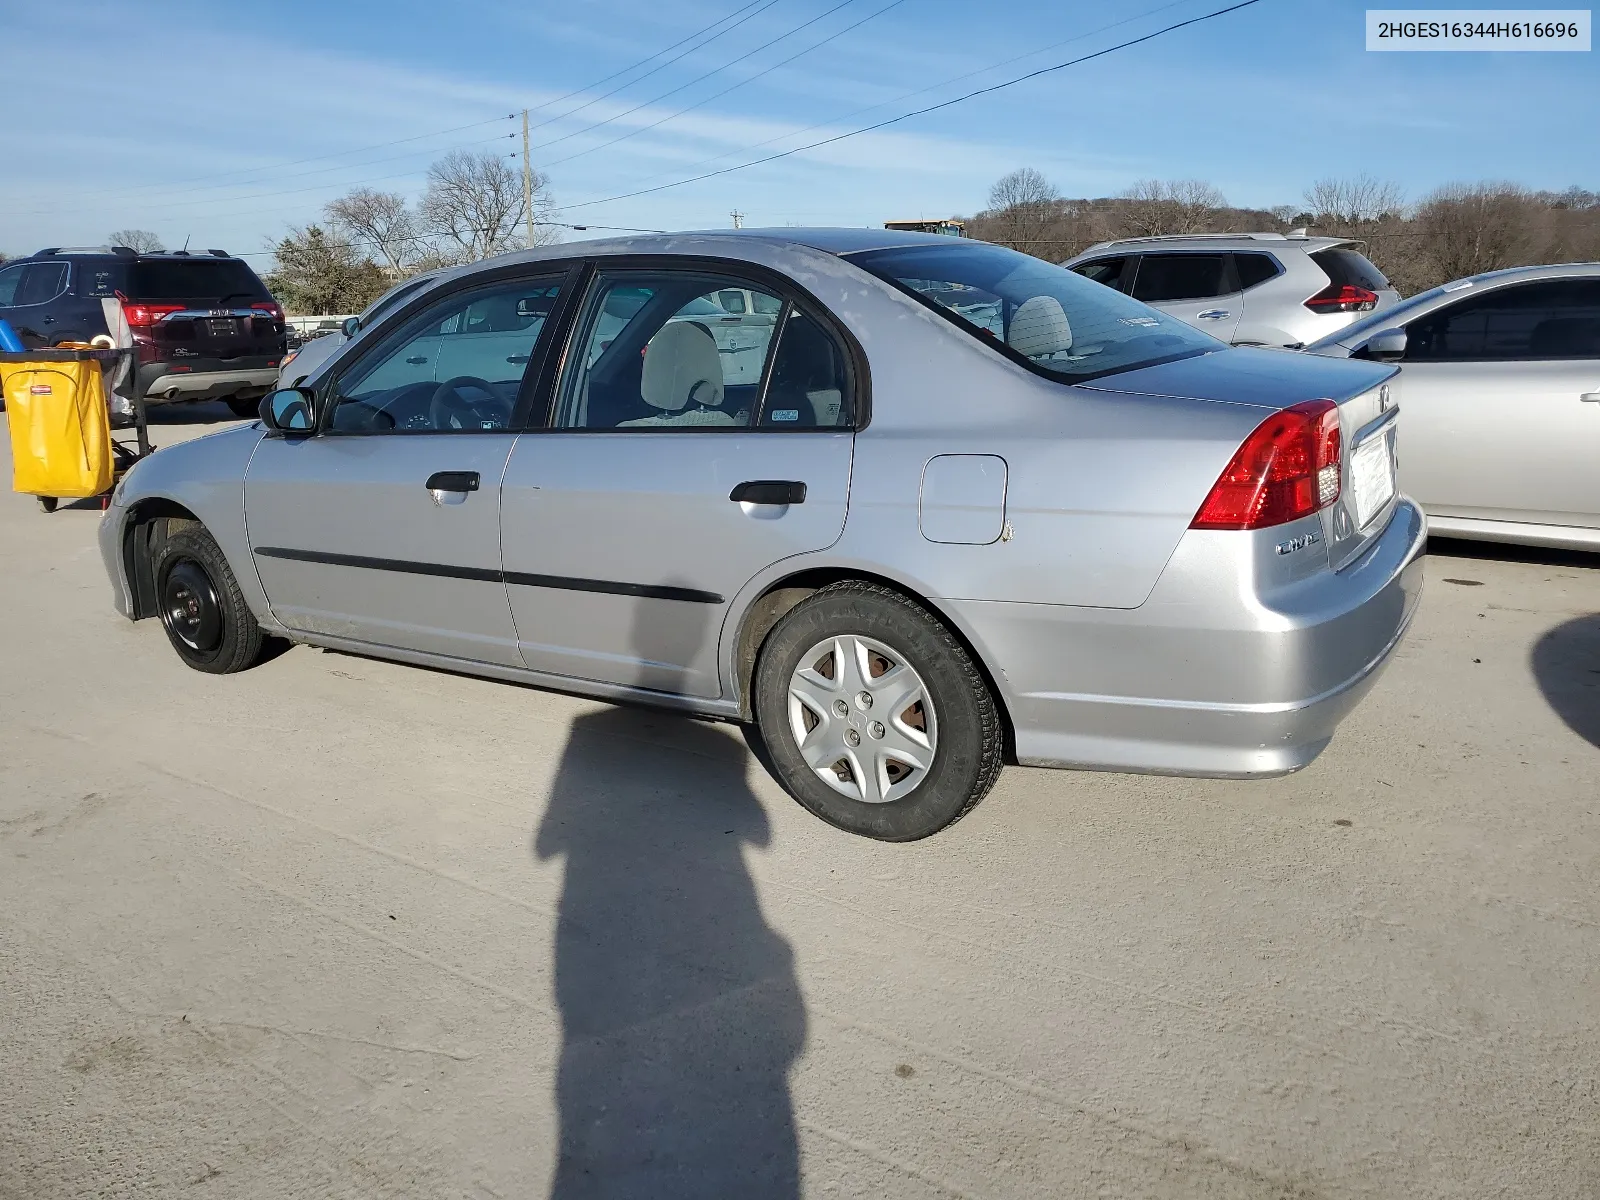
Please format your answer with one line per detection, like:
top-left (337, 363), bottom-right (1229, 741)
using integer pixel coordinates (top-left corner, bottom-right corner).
top-left (535, 595), bottom-right (805, 1199)
top-left (1532, 612), bottom-right (1600, 750)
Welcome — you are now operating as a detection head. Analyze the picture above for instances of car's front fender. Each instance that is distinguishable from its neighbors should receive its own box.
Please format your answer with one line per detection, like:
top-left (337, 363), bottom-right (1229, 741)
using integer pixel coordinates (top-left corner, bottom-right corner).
top-left (100, 424), bottom-right (277, 627)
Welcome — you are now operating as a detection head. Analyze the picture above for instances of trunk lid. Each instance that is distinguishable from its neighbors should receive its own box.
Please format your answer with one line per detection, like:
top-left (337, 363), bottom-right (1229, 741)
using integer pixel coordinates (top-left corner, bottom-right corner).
top-left (1084, 347), bottom-right (1400, 569)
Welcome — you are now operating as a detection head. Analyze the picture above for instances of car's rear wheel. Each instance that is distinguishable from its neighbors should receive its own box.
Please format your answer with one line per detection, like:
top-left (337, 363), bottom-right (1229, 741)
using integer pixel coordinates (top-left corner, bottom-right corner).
top-left (226, 395), bottom-right (262, 419)
top-left (752, 581), bottom-right (1004, 841)
top-left (153, 526), bottom-right (266, 673)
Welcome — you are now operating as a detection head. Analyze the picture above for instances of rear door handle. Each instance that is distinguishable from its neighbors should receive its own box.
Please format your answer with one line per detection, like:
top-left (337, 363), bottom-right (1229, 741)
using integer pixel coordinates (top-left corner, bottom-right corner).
top-left (730, 480), bottom-right (806, 505)
top-left (506, 354), bottom-right (529, 364)
top-left (1581, 392), bottom-right (1600, 403)
top-left (406, 356), bottom-right (428, 364)
top-left (1197, 309), bottom-right (1231, 320)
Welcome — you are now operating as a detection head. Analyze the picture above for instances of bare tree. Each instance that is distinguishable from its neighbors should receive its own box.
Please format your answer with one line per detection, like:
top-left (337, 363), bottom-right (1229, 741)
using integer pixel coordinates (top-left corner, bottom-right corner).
top-left (109, 229), bottom-right (164, 253)
top-left (419, 150), bottom-right (557, 263)
top-left (325, 189), bottom-right (418, 277)
top-left (1411, 182), bottom-right (1549, 281)
top-left (977, 168), bottom-right (1065, 254)
top-left (1302, 175), bottom-right (1405, 228)
top-left (1116, 179), bottom-right (1227, 237)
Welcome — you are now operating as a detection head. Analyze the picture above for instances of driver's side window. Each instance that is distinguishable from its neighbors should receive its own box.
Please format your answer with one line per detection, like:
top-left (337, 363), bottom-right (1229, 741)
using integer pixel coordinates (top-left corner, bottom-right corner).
top-left (328, 275), bottom-right (562, 433)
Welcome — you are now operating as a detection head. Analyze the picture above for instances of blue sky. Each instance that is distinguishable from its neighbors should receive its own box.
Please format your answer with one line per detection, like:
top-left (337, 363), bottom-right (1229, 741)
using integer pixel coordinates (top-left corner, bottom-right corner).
top-left (2, 0), bottom-right (1594, 264)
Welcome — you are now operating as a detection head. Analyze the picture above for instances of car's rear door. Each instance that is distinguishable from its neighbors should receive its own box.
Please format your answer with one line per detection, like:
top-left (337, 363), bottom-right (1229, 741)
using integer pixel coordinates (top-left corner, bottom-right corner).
top-left (1127, 252), bottom-right (1242, 342)
top-left (500, 263), bottom-right (857, 699)
top-left (244, 268), bottom-right (574, 664)
top-left (1394, 278), bottom-right (1600, 528)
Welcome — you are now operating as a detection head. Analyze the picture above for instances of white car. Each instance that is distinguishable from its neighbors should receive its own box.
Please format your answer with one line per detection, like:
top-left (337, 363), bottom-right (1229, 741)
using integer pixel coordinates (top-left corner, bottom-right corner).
top-left (277, 272), bottom-right (443, 389)
top-left (1064, 233), bottom-right (1401, 348)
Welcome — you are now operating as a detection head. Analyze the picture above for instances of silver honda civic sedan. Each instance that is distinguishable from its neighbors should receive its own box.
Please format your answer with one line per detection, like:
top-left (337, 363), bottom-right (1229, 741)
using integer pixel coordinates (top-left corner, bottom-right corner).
top-left (100, 230), bottom-right (1425, 840)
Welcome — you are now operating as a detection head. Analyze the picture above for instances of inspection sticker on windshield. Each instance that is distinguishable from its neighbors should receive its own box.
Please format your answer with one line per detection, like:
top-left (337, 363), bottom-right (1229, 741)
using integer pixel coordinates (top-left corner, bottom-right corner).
top-left (1119, 316), bottom-right (1159, 327)
top-left (1351, 434), bottom-right (1396, 528)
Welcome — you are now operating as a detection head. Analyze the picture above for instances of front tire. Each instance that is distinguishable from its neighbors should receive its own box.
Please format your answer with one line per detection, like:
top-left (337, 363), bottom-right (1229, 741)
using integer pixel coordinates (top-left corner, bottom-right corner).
top-left (753, 582), bottom-right (1003, 841)
top-left (153, 526), bottom-right (266, 673)
top-left (225, 395), bottom-right (262, 419)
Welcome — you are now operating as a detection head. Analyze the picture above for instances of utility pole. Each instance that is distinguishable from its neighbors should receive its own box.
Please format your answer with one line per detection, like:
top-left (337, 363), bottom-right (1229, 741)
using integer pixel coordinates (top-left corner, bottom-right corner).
top-left (730, 210), bottom-right (745, 229)
top-left (522, 109), bottom-right (535, 250)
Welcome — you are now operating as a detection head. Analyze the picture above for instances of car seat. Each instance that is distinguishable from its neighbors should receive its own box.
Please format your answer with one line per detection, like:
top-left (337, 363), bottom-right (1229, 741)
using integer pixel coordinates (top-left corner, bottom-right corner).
top-left (618, 322), bottom-right (735, 427)
top-left (765, 315), bottom-right (844, 427)
top-left (1007, 295), bottom-right (1073, 360)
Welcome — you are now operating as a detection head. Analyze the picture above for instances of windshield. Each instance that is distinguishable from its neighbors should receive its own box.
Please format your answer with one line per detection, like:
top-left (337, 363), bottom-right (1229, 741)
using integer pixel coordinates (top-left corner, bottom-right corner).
top-left (847, 241), bottom-right (1220, 382)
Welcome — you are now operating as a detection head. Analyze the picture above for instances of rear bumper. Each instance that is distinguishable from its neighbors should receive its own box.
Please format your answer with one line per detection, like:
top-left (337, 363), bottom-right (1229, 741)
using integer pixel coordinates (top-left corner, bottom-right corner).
top-left (947, 497), bottom-right (1428, 777)
top-left (138, 364), bottom-right (279, 403)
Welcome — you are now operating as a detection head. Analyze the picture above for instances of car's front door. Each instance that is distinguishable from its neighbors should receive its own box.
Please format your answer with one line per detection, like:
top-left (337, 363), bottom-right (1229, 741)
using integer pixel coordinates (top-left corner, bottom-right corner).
top-left (1393, 278), bottom-right (1600, 528)
top-left (500, 266), bottom-right (857, 699)
top-left (1128, 252), bottom-right (1242, 343)
top-left (244, 270), bottom-right (570, 664)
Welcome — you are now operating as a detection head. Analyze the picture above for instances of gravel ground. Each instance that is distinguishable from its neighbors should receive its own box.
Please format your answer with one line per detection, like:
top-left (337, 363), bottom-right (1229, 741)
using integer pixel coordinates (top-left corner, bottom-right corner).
top-left (2, 411), bottom-right (1597, 1199)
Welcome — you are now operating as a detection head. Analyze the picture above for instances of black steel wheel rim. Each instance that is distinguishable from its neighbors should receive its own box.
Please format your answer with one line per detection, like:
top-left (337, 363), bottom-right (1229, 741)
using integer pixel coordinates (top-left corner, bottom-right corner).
top-left (161, 559), bottom-right (223, 655)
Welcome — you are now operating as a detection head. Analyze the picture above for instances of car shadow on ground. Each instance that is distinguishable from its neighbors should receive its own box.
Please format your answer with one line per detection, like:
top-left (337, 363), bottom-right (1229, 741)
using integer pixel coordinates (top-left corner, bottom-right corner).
top-left (1532, 614), bottom-right (1600, 751)
top-left (530, 594), bottom-right (805, 1199)
top-left (1427, 535), bottom-right (1600, 571)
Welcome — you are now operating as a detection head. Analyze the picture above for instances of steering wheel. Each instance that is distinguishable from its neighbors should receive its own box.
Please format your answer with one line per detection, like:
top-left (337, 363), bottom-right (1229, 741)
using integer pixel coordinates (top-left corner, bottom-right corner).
top-left (428, 376), bottom-right (511, 430)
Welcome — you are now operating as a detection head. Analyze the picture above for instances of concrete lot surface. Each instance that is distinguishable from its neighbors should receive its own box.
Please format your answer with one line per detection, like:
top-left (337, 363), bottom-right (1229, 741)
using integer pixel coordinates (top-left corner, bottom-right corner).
top-left (2, 409), bottom-right (1598, 1199)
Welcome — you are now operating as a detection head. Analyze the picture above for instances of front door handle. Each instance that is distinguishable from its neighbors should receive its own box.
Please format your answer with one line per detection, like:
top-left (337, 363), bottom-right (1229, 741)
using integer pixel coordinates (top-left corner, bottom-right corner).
top-left (406, 356), bottom-right (428, 365)
top-left (506, 354), bottom-right (530, 364)
top-left (730, 480), bottom-right (806, 505)
top-left (1197, 309), bottom-right (1231, 320)
top-left (1581, 392), bottom-right (1600, 403)
top-left (426, 471), bottom-right (480, 491)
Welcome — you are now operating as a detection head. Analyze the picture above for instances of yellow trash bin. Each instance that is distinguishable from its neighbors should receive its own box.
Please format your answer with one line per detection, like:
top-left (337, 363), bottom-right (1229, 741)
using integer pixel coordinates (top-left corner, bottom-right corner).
top-left (2, 349), bottom-right (116, 508)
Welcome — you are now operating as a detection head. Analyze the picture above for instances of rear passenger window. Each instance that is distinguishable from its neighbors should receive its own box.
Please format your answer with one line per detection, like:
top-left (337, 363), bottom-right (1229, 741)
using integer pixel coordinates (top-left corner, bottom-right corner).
top-left (1130, 255), bottom-right (1233, 302)
top-left (1234, 253), bottom-right (1281, 290)
top-left (1405, 280), bottom-right (1600, 361)
top-left (16, 263), bottom-right (68, 305)
top-left (760, 309), bottom-right (852, 428)
top-left (1072, 257), bottom-right (1129, 292)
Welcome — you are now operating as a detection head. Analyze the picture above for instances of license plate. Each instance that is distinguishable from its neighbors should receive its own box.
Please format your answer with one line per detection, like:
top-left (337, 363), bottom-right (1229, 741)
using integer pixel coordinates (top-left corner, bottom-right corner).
top-left (206, 317), bottom-right (240, 337)
top-left (1350, 433), bottom-right (1395, 528)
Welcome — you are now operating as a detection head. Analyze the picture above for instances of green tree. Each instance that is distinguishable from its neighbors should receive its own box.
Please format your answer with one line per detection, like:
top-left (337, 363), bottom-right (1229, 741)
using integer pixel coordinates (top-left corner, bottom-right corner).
top-left (263, 225), bottom-right (388, 314)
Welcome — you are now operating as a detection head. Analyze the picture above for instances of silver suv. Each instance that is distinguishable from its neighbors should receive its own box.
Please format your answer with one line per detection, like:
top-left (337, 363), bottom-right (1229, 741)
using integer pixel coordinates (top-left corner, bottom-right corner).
top-left (1063, 233), bottom-right (1400, 348)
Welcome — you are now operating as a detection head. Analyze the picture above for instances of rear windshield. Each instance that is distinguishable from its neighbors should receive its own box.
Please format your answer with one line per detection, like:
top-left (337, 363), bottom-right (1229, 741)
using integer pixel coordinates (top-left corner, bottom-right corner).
top-left (131, 258), bottom-right (268, 302)
top-left (848, 241), bottom-right (1220, 383)
top-left (1311, 247), bottom-right (1389, 291)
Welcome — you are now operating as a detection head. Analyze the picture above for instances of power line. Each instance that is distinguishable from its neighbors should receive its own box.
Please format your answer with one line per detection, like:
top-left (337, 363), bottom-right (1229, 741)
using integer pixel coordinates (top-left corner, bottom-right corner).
top-left (42, 0), bottom-right (767, 208)
top-left (561, 0), bottom-right (1267, 213)
top-left (523, 0), bottom-right (784, 139)
top-left (535, 0), bottom-right (908, 171)
top-left (526, 0), bottom-right (861, 158)
top-left (611, 0), bottom-right (1195, 192)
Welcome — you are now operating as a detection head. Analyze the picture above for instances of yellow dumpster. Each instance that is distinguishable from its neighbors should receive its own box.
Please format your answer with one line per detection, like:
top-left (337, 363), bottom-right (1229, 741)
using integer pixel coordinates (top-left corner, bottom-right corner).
top-left (2, 348), bottom-right (118, 512)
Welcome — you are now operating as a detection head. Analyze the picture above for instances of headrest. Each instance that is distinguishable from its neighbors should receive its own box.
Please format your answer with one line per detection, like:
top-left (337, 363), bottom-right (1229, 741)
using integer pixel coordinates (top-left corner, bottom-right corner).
top-left (1007, 295), bottom-right (1073, 358)
top-left (642, 322), bottom-right (724, 412)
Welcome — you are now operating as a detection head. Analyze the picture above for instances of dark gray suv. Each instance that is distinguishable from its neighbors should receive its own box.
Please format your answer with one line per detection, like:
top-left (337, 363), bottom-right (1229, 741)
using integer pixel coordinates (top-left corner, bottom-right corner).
top-left (0, 246), bottom-right (287, 416)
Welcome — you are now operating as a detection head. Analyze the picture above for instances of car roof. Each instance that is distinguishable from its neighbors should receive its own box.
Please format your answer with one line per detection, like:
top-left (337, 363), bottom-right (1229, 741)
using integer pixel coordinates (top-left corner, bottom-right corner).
top-left (1069, 233), bottom-right (1353, 259)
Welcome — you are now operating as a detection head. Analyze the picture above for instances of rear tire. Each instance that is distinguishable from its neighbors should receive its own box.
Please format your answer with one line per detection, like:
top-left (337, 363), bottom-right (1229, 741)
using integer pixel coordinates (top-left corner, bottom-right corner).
top-left (153, 526), bottom-right (266, 673)
top-left (225, 396), bottom-right (262, 419)
top-left (37, 496), bottom-right (57, 513)
top-left (752, 581), bottom-right (1003, 841)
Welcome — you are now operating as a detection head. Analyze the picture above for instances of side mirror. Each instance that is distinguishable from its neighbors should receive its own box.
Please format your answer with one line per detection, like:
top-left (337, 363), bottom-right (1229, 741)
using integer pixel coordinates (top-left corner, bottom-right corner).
top-left (259, 387), bottom-right (315, 435)
top-left (1361, 328), bottom-right (1407, 361)
top-left (341, 316), bottom-right (361, 338)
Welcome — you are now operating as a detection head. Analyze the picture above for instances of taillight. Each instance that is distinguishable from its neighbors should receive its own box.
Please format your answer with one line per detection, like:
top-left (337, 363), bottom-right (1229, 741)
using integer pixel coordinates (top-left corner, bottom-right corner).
top-left (1191, 399), bottom-right (1342, 531)
top-left (121, 300), bottom-right (185, 329)
top-left (251, 300), bottom-right (285, 322)
top-left (1304, 284), bottom-right (1378, 313)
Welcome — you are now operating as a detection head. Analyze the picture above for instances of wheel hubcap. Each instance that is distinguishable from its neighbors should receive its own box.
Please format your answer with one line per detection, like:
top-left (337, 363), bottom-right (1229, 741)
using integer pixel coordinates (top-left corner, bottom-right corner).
top-left (161, 560), bottom-right (223, 653)
top-left (787, 635), bottom-right (937, 804)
